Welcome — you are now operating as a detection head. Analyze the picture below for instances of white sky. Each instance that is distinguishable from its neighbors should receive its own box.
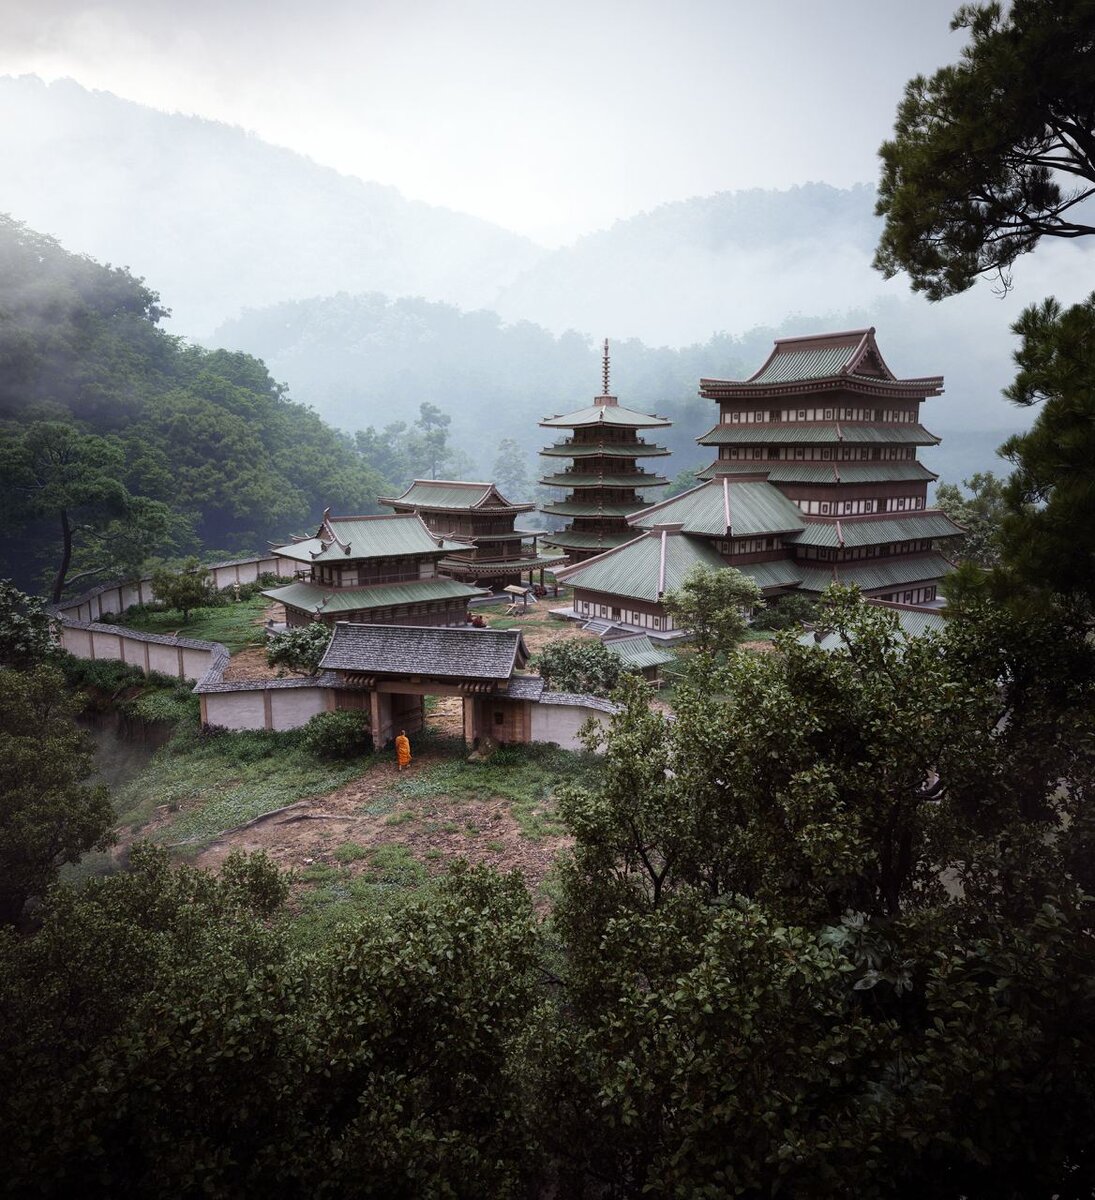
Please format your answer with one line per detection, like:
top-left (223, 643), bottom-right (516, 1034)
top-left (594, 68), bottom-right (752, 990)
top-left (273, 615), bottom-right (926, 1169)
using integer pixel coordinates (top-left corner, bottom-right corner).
top-left (1, 0), bottom-right (968, 244)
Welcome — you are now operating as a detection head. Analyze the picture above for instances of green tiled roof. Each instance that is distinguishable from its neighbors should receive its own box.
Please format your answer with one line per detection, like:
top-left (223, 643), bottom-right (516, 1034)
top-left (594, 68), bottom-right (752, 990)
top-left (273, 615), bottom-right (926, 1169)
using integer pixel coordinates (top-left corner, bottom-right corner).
top-left (539, 472), bottom-right (669, 488)
top-left (541, 501), bottom-right (649, 518)
top-left (699, 331), bottom-right (943, 396)
top-left (752, 345), bottom-right (858, 383)
top-left (790, 512), bottom-right (963, 548)
top-left (737, 558), bottom-right (804, 590)
top-left (540, 441), bottom-right (670, 458)
top-left (274, 514), bottom-right (460, 564)
top-left (793, 552), bottom-right (955, 595)
top-left (604, 634), bottom-right (675, 671)
top-left (541, 530), bottom-right (637, 551)
top-left (380, 479), bottom-right (533, 512)
top-left (540, 402), bottom-right (672, 429)
top-left (555, 532), bottom-right (725, 603)
top-left (630, 479), bottom-right (804, 538)
top-left (697, 423), bottom-right (940, 446)
top-left (263, 577), bottom-right (485, 615)
top-left (274, 538), bottom-right (325, 564)
top-left (697, 461), bottom-right (938, 484)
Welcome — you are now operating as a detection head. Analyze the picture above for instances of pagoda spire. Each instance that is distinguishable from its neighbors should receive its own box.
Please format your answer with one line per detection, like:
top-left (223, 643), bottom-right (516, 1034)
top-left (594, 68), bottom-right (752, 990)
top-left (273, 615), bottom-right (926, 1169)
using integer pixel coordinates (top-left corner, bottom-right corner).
top-left (596, 337), bottom-right (617, 407)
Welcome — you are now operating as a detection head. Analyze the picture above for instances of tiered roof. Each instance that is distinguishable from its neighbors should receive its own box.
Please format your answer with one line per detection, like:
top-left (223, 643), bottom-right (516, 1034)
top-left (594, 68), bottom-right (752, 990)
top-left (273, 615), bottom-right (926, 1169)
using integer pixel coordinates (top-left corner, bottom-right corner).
top-left (264, 577), bottom-right (483, 617)
top-left (539, 403), bottom-right (672, 429)
top-left (629, 479), bottom-right (805, 539)
top-left (379, 479), bottom-right (535, 514)
top-left (272, 512), bottom-right (463, 563)
top-left (554, 528), bottom-right (725, 603)
top-left (700, 328), bottom-right (944, 400)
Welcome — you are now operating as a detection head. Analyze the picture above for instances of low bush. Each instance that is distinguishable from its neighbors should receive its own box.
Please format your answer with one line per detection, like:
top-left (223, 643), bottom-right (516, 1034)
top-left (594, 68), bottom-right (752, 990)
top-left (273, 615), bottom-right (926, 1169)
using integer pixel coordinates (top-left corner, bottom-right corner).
top-left (764, 593), bottom-right (818, 631)
top-left (301, 710), bottom-right (372, 760)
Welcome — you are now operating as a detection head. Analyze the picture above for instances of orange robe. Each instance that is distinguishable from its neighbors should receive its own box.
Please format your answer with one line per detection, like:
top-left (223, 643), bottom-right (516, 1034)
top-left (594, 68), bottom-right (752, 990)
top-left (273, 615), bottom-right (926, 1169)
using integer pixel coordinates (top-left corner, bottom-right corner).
top-left (394, 734), bottom-right (411, 768)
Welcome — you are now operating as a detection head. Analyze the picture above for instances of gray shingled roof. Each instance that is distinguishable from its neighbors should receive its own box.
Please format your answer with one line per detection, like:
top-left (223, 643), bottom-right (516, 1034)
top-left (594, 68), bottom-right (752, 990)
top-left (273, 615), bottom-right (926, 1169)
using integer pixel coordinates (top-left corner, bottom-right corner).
top-left (320, 622), bottom-right (528, 680)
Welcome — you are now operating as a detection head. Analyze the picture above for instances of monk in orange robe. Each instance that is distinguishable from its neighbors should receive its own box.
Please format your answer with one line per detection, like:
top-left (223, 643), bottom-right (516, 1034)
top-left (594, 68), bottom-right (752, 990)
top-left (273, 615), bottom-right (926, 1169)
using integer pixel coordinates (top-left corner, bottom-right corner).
top-left (394, 730), bottom-right (411, 771)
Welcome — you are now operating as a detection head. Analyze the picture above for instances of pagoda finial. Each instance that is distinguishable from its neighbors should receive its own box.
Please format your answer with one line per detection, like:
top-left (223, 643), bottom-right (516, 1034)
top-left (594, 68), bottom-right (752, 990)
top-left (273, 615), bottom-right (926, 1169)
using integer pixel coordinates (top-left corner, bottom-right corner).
top-left (594, 338), bottom-right (617, 406)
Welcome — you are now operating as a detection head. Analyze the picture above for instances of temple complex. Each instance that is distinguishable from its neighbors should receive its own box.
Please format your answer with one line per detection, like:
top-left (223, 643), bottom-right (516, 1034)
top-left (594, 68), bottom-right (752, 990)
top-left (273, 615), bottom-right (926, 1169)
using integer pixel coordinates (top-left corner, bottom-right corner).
top-left (555, 329), bottom-right (962, 635)
top-left (378, 479), bottom-right (556, 590)
top-left (539, 341), bottom-right (672, 562)
top-left (263, 510), bottom-right (486, 627)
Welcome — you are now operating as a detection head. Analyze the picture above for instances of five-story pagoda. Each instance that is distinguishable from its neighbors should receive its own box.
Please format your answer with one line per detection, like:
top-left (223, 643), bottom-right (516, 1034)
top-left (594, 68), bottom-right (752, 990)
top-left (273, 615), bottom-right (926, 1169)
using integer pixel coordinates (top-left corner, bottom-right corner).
top-left (539, 341), bottom-right (671, 562)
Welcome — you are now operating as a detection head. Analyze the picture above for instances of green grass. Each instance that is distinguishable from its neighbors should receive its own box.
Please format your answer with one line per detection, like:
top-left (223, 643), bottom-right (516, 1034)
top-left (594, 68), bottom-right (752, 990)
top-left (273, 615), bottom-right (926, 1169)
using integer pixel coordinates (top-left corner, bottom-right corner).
top-left (120, 595), bottom-right (270, 653)
top-left (114, 723), bottom-right (377, 848)
top-left (332, 840), bottom-right (371, 864)
top-left (363, 743), bottom-right (600, 840)
top-left (287, 843), bottom-right (431, 946)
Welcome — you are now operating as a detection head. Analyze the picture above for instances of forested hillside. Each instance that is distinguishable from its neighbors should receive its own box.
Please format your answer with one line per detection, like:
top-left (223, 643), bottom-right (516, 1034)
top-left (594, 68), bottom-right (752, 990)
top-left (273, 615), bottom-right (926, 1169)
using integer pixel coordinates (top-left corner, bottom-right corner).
top-left (0, 216), bottom-right (387, 596)
top-left (0, 76), bottom-right (542, 336)
top-left (213, 290), bottom-right (1026, 488)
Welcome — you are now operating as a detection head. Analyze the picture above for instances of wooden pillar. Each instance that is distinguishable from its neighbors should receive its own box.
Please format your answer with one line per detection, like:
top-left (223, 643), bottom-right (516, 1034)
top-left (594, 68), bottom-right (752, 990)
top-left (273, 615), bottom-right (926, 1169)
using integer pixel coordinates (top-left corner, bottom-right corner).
top-left (463, 696), bottom-right (476, 748)
top-left (263, 689), bottom-right (273, 731)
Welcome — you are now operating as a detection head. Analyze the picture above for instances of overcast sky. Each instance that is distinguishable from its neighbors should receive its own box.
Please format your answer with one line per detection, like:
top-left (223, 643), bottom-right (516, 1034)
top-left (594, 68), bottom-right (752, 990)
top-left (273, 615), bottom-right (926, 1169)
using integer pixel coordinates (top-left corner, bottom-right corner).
top-left (2, 0), bottom-right (968, 244)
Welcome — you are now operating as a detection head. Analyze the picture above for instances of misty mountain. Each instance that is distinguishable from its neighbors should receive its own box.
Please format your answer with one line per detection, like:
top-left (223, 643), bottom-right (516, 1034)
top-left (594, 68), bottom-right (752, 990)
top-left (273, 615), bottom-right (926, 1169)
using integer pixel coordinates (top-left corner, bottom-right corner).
top-left (0, 76), bottom-right (543, 336)
top-left (212, 290), bottom-right (1033, 492)
top-left (495, 184), bottom-right (902, 346)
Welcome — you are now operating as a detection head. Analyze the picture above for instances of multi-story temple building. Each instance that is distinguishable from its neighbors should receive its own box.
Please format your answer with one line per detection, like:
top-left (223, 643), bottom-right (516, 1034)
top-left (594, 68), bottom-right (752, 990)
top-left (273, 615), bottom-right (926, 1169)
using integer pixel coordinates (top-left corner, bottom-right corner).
top-left (378, 479), bottom-right (556, 590)
top-left (263, 510), bottom-right (486, 628)
top-left (555, 329), bottom-right (962, 634)
top-left (539, 342), bottom-right (672, 562)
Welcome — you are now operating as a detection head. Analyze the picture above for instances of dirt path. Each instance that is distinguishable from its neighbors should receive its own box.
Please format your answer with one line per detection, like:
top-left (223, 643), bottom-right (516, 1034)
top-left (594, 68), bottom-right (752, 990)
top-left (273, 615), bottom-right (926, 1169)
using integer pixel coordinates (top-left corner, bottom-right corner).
top-left (193, 748), bottom-right (570, 894)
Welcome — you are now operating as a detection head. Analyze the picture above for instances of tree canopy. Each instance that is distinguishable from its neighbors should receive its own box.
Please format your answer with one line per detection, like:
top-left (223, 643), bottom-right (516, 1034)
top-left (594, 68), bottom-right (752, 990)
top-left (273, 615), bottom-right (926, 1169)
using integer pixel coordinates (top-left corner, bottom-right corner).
top-left (874, 0), bottom-right (1095, 299)
top-left (0, 215), bottom-right (390, 591)
top-left (661, 564), bottom-right (764, 653)
top-left (0, 664), bottom-right (114, 924)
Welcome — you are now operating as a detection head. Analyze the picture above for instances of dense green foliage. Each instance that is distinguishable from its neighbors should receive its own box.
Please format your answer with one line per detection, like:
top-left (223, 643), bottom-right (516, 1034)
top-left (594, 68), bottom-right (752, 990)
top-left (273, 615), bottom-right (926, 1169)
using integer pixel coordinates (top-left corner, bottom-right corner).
top-left (875, 0), bottom-right (1095, 299)
top-left (0, 846), bottom-right (537, 1198)
top-left (762, 590), bottom-right (818, 631)
top-left (149, 557), bottom-right (217, 623)
top-left (661, 564), bottom-right (765, 653)
top-left (532, 638), bottom-right (627, 697)
top-left (0, 215), bottom-right (388, 592)
top-left (934, 470), bottom-right (1008, 568)
top-left (3, 591), bottom-right (1095, 1193)
top-left (0, 580), bottom-right (58, 669)
top-left (300, 710), bottom-right (373, 759)
top-left (531, 590), bottom-right (1095, 1196)
top-left (266, 623), bottom-right (332, 676)
top-left (0, 665), bottom-right (114, 924)
top-left (997, 294), bottom-right (1095, 598)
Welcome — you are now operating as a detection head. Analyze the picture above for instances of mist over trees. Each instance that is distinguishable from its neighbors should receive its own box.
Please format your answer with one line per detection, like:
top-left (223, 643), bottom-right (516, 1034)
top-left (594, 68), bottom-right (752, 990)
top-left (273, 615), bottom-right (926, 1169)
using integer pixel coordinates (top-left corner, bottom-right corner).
top-left (0, 216), bottom-right (388, 591)
top-left (9, 74), bottom-right (1094, 488)
top-left (0, 76), bottom-right (541, 336)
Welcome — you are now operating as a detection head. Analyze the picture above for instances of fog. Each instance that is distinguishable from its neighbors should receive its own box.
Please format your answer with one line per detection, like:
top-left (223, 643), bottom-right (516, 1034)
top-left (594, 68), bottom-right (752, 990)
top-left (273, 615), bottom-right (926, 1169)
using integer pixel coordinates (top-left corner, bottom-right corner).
top-left (1, 2), bottom-right (1090, 484)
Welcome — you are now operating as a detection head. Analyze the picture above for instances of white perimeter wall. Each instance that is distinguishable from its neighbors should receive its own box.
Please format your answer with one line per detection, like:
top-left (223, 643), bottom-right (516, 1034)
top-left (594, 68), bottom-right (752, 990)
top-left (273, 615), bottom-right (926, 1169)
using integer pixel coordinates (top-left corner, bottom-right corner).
top-left (529, 702), bottom-right (612, 751)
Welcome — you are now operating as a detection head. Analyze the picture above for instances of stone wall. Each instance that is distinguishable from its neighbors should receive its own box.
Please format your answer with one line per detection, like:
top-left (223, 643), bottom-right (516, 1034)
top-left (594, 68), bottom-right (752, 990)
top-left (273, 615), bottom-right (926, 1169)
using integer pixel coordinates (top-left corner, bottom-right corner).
top-left (52, 553), bottom-right (298, 624)
top-left (57, 620), bottom-right (220, 682)
top-left (529, 692), bottom-right (618, 749)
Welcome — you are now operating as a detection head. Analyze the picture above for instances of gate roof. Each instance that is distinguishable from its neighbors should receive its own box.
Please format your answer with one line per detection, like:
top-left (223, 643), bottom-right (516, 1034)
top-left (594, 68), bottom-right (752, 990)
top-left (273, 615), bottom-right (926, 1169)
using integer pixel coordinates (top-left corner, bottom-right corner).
top-left (320, 622), bottom-right (529, 681)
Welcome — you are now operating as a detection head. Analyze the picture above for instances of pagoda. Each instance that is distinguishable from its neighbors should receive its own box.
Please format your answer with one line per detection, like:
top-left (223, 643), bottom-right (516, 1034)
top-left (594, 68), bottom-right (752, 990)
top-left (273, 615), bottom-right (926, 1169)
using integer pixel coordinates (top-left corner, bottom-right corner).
top-left (554, 329), bottom-right (962, 635)
top-left (538, 340), bottom-right (671, 562)
top-left (378, 479), bottom-right (557, 590)
top-left (263, 511), bottom-right (486, 628)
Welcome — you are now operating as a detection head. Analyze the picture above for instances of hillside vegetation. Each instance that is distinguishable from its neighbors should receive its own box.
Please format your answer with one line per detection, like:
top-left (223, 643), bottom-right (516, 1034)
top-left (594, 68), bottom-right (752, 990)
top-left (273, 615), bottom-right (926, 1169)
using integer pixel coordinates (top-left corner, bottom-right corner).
top-left (0, 215), bottom-right (387, 591)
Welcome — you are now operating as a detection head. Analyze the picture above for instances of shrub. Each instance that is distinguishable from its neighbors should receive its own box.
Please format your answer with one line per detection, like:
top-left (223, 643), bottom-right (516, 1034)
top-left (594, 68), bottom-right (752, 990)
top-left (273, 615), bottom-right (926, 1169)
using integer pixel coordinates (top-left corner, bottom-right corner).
top-left (764, 593), bottom-right (818, 631)
top-left (266, 624), bottom-right (332, 676)
top-left (301, 710), bottom-right (372, 760)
